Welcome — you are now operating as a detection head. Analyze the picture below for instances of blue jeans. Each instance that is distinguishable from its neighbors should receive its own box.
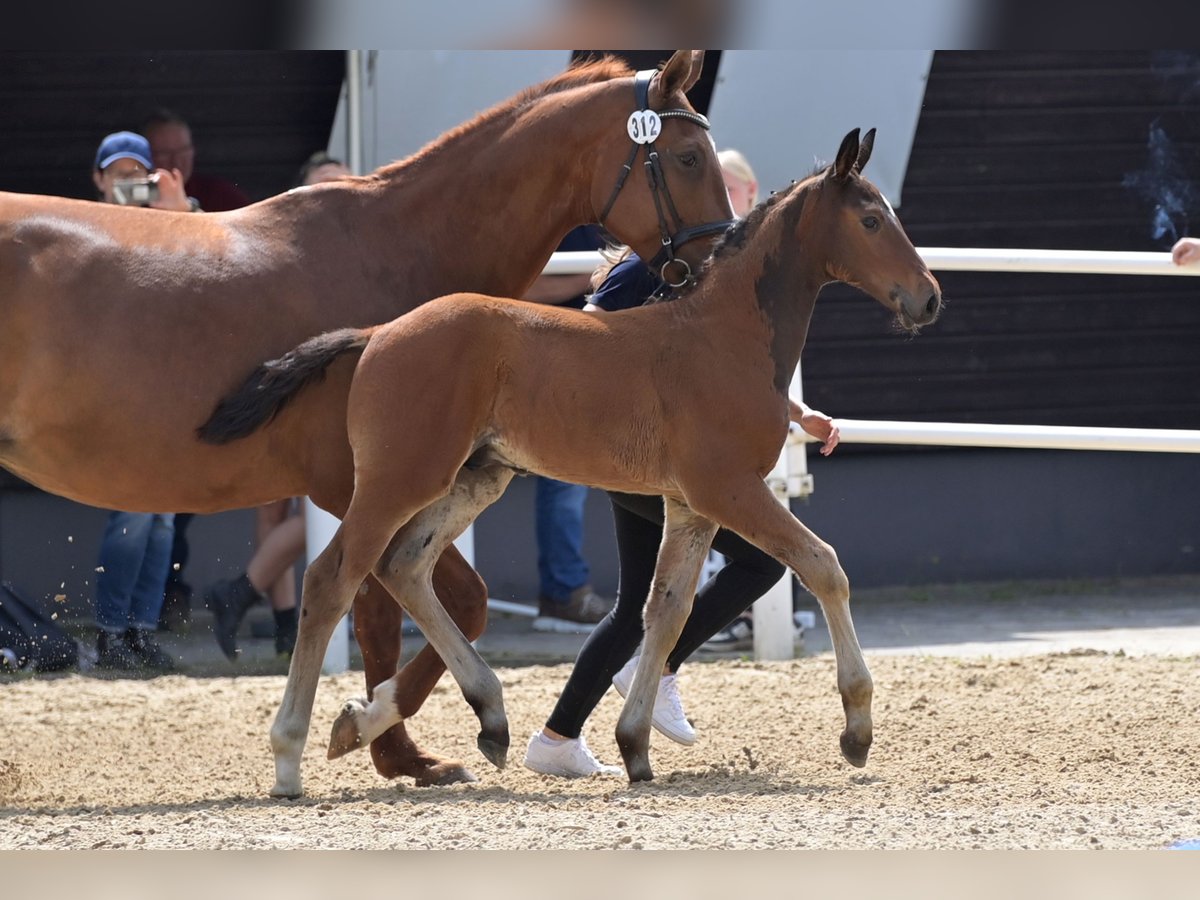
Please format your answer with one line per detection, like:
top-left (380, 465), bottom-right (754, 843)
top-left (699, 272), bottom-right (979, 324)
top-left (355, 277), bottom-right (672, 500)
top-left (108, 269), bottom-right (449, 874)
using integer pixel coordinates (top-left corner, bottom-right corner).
top-left (535, 477), bottom-right (590, 601)
top-left (94, 511), bottom-right (176, 633)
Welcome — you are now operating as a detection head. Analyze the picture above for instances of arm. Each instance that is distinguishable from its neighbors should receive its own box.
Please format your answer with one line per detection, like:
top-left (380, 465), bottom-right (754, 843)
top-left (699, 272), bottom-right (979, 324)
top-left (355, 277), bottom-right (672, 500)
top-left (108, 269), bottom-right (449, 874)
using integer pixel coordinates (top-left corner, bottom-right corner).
top-left (522, 272), bottom-right (595, 305)
top-left (787, 398), bottom-right (840, 456)
top-left (1172, 237), bottom-right (1200, 267)
top-left (149, 168), bottom-right (195, 212)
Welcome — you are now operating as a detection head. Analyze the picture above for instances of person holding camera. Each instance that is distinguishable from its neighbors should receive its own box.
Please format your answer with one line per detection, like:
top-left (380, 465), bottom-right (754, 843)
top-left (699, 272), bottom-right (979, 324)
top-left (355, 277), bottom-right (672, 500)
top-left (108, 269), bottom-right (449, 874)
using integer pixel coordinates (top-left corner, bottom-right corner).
top-left (88, 130), bottom-right (195, 672)
top-left (93, 131), bottom-right (194, 212)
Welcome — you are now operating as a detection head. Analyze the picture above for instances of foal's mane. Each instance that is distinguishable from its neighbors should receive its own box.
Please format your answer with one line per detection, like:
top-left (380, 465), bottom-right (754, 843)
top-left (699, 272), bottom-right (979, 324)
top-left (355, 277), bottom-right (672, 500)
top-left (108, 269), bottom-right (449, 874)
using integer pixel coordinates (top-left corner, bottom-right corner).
top-left (663, 170), bottom-right (820, 302)
top-left (377, 56), bottom-right (635, 176)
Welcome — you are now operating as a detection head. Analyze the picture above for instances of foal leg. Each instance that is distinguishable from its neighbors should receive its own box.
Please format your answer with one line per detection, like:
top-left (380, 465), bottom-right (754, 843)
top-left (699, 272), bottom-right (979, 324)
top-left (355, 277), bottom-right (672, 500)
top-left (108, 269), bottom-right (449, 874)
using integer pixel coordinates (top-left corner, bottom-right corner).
top-left (356, 551), bottom-right (487, 786)
top-left (329, 466), bottom-right (515, 769)
top-left (689, 476), bottom-right (873, 768)
top-left (268, 519), bottom-right (396, 798)
top-left (615, 499), bottom-right (718, 782)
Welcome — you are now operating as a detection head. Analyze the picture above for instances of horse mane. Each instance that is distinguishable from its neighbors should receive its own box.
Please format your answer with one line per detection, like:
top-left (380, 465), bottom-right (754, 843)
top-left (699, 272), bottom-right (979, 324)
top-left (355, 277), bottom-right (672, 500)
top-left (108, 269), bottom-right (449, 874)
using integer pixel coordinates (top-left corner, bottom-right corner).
top-left (375, 56), bottom-right (634, 177)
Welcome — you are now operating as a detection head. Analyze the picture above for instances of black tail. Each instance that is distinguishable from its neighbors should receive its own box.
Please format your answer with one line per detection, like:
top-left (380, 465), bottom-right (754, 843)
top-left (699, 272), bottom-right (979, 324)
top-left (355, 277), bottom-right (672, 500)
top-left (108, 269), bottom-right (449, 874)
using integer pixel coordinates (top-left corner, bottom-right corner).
top-left (197, 327), bottom-right (372, 445)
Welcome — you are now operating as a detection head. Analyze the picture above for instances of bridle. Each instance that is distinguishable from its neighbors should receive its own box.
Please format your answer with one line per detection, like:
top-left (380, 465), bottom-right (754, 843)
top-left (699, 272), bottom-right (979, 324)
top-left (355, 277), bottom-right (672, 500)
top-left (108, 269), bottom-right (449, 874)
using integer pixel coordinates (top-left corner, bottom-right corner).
top-left (597, 69), bottom-right (736, 287)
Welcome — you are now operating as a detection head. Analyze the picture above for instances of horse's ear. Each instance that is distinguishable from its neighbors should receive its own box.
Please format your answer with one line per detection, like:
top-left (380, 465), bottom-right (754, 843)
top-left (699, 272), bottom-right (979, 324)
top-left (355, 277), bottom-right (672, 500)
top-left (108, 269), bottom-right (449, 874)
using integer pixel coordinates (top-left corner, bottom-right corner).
top-left (833, 128), bottom-right (861, 181)
top-left (653, 50), bottom-right (705, 102)
top-left (855, 128), bottom-right (876, 174)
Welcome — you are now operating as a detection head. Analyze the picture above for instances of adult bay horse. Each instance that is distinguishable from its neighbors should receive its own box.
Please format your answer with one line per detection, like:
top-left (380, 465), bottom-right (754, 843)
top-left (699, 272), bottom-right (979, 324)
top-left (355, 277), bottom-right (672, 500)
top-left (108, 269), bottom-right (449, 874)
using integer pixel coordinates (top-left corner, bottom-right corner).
top-left (0, 51), bottom-right (734, 787)
top-left (201, 127), bottom-right (942, 791)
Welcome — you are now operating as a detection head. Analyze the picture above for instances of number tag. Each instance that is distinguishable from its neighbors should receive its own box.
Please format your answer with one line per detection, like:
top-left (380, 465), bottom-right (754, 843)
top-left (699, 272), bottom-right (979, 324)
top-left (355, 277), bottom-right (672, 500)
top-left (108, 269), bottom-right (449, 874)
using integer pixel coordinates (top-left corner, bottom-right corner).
top-left (626, 110), bottom-right (662, 145)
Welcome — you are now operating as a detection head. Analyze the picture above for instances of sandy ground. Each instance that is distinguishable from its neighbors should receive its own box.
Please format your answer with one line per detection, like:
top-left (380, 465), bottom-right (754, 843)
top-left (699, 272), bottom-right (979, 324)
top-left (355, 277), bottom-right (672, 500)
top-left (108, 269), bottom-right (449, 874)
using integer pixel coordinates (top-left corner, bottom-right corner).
top-left (2, 650), bottom-right (1199, 849)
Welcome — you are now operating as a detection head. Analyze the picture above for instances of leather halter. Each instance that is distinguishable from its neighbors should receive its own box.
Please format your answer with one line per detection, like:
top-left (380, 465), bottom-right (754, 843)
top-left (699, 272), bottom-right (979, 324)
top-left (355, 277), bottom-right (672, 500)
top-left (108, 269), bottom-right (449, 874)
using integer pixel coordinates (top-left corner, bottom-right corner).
top-left (597, 69), bottom-right (735, 287)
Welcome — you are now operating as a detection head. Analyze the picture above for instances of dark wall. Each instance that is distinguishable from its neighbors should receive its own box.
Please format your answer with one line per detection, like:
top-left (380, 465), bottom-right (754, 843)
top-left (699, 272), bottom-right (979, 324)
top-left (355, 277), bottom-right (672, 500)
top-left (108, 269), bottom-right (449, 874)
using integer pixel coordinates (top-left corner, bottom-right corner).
top-left (0, 51), bottom-right (345, 202)
top-left (803, 51), bottom-right (1200, 435)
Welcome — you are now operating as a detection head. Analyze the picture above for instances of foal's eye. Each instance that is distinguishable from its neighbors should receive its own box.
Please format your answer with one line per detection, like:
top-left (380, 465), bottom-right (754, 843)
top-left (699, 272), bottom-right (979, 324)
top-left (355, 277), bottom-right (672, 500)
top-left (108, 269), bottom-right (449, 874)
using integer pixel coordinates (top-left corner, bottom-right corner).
top-left (678, 152), bottom-right (699, 168)
top-left (862, 215), bottom-right (880, 231)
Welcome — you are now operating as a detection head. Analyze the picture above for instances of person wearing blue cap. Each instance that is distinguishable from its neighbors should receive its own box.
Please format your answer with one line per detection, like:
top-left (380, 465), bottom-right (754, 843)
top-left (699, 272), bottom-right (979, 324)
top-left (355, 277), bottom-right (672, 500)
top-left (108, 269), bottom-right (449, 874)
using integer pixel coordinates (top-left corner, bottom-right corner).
top-left (88, 130), bottom-right (195, 672)
top-left (91, 131), bottom-right (193, 211)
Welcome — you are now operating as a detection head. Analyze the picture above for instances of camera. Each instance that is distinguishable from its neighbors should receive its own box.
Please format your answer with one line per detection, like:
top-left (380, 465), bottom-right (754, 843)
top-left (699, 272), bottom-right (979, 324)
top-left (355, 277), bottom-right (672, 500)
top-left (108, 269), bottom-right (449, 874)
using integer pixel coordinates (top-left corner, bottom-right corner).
top-left (112, 178), bottom-right (160, 207)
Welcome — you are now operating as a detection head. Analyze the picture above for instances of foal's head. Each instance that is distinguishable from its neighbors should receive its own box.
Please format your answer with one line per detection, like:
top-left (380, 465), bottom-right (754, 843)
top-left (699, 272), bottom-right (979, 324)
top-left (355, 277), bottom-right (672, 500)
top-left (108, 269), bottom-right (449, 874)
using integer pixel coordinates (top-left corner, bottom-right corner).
top-left (808, 128), bottom-right (942, 331)
top-left (588, 50), bottom-right (734, 283)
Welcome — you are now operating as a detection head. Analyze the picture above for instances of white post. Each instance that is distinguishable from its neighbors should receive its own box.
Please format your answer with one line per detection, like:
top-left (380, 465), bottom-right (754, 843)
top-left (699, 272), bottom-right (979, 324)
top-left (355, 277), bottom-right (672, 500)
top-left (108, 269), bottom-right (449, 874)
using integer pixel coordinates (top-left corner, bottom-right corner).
top-left (305, 499), bottom-right (348, 675)
top-left (753, 364), bottom-right (811, 660)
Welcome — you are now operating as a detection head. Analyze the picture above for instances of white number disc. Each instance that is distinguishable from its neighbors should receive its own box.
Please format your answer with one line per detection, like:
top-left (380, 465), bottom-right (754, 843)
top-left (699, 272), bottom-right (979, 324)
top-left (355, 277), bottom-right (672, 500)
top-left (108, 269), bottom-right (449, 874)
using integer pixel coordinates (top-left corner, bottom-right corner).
top-left (627, 110), bottom-right (662, 145)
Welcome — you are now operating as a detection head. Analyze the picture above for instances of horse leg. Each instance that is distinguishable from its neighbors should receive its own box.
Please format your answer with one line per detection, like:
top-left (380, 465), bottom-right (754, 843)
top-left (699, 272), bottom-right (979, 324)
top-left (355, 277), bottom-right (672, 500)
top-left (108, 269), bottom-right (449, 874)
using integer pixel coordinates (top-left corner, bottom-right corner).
top-left (328, 465), bottom-right (515, 770)
top-left (268, 517), bottom-right (395, 798)
top-left (689, 476), bottom-right (873, 768)
top-left (614, 498), bottom-right (718, 783)
top-left (354, 564), bottom-right (484, 787)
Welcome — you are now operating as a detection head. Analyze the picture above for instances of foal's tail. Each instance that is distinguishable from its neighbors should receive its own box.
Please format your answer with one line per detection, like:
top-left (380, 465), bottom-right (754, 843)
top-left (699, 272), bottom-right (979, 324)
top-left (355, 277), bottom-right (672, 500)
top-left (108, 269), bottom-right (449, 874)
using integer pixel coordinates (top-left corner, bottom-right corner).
top-left (197, 327), bottom-right (374, 445)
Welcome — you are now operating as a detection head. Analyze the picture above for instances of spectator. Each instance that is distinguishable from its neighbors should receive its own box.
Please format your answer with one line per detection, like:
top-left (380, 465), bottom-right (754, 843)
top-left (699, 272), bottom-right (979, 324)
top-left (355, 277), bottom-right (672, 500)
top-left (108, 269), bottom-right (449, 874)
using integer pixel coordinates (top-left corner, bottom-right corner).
top-left (142, 108), bottom-right (250, 212)
top-left (89, 131), bottom-right (193, 672)
top-left (1172, 237), bottom-right (1200, 266)
top-left (522, 225), bottom-right (615, 633)
top-left (298, 151), bottom-right (352, 186)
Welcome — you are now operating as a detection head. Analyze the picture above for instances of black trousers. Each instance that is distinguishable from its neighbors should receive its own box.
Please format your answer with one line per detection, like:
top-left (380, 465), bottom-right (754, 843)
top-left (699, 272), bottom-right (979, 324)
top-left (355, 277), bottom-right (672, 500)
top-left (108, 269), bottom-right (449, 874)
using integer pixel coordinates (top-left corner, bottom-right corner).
top-left (545, 491), bottom-right (785, 739)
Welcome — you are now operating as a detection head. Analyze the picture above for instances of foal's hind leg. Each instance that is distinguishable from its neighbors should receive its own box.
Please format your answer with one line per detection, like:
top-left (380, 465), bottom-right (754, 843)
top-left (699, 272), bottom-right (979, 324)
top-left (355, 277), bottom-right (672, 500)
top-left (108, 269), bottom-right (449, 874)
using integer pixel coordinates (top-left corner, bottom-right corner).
top-left (329, 466), bottom-right (516, 770)
top-left (269, 519), bottom-right (397, 798)
top-left (615, 498), bottom-right (718, 783)
top-left (688, 476), bottom-right (873, 768)
top-left (356, 559), bottom-right (485, 787)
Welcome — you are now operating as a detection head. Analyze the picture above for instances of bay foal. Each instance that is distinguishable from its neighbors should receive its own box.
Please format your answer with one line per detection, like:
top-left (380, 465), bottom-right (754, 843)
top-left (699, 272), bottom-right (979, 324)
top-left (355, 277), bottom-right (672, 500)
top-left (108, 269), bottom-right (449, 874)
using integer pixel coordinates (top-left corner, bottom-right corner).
top-left (203, 128), bottom-right (941, 787)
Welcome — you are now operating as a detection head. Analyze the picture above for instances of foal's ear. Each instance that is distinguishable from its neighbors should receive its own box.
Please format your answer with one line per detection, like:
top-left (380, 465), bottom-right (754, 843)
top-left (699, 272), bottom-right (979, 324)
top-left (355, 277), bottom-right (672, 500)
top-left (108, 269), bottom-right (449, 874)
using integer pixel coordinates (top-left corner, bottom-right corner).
top-left (855, 128), bottom-right (876, 174)
top-left (654, 50), bottom-right (705, 102)
top-left (833, 128), bottom-right (861, 181)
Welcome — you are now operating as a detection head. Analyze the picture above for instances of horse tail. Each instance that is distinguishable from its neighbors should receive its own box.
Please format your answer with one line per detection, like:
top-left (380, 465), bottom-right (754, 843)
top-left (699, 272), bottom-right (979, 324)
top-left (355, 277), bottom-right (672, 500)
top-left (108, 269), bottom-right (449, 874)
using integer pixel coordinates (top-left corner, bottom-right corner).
top-left (197, 327), bottom-right (374, 445)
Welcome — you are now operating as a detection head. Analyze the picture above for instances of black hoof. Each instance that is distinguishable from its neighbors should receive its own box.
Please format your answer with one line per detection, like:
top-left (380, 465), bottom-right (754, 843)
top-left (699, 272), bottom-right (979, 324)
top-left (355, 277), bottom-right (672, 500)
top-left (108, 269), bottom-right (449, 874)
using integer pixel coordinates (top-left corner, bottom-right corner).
top-left (840, 731), bottom-right (872, 768)
top-left (417, 764), bottom-right (478, 787)
top-left (477, 733), bottom-right (509, 769)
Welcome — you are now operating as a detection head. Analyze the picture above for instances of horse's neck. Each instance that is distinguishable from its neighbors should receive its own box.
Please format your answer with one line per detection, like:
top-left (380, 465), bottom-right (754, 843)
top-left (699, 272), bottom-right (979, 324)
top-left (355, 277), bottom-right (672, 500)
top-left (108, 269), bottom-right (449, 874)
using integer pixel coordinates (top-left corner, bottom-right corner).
top-left (691, 195), bottom-right (824, 394)
top-left (364, 98), bottom-right (605, 300)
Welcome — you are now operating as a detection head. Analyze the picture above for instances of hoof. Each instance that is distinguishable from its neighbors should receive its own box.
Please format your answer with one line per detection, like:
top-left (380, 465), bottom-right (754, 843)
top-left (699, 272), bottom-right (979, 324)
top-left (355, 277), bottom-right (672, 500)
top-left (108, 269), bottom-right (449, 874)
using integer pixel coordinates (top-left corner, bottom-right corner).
top-left (327, 698), bottom-right (367, 760)
top-left (269, 781), bottom-right (303, 799)
top-left (839, 731), bottom-right (872, 768)
top-left (477, 733), bottom-right (509, 770)
top-left (617, 735), bottom-right (653, 783)
top-left (414, 762), bottom-right (478, 787)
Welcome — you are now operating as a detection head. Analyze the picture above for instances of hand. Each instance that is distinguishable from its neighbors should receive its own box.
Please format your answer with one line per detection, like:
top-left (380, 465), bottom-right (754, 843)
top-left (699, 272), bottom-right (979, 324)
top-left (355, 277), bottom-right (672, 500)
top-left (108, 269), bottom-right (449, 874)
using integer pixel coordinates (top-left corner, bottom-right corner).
top-left (789, 399), bottom-right (840, 456)
top-left (1172, 237), bottom-right (1200, 267)
top-left (149, 167), bottom-right (193, 212)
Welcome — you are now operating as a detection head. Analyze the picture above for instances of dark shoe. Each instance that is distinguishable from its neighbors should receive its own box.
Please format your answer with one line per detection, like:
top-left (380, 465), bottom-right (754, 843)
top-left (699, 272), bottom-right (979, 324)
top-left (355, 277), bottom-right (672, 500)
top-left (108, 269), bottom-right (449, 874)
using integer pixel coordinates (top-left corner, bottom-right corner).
top-left (700, 615), bottom-right (754, 652)
top-left (204, 574), bottom-right (262, 661)
top-left (125, 628), bottom-right (176, 673)
top-left (273, 607), bottom-right (298, 658)
top-left (531, 585), bottom-right (613, 634)
top-left (96, 629), bottom-right (143, 670)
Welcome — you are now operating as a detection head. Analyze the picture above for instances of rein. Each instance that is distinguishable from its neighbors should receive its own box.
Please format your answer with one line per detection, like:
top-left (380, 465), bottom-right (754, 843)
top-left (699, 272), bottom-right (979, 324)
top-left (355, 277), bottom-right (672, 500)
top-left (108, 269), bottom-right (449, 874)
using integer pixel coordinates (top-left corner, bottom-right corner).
top-left (597, 69), bottom-right (735, 287)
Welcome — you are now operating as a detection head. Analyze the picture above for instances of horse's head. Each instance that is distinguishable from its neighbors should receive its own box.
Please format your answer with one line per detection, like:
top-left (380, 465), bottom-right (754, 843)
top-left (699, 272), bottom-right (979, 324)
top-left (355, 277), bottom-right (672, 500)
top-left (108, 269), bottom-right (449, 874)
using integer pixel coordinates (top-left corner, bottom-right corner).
top-left (811, 128), bottom-right (942, 332)
top-left (591, 50), bottom-right (735, 286)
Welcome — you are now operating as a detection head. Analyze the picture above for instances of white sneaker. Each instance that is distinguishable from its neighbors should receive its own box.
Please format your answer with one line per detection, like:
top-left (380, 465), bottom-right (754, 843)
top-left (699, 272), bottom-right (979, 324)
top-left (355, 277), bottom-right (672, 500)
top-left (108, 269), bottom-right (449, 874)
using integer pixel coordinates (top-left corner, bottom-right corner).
top-left (522, 732), bottom-right (623, 778)
top-left (612, 655), bottom-right (697, 746)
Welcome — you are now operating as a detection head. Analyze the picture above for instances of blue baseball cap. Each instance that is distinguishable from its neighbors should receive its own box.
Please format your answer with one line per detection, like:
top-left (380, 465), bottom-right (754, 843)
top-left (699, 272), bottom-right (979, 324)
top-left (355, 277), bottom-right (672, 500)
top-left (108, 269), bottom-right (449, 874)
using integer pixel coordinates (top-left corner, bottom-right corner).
top-left (95, 131), bottom-right (153, 171)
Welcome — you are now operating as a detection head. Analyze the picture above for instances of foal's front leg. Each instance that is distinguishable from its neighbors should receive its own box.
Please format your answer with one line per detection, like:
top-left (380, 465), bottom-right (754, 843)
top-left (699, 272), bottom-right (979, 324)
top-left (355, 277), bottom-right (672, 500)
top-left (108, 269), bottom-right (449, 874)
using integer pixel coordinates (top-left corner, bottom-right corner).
top-left (269, 522), bottom-right (392, 798)
top-left (615, 498), bottom-right (717, 782)
top-left (690, 476), bottom-right (873, 768)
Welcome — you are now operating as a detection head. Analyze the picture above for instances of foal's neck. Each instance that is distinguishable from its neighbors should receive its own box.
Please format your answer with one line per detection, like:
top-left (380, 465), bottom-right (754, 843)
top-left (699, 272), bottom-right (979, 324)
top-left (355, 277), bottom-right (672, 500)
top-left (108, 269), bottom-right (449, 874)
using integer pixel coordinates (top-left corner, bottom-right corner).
top-left (690, 183), bottom-right (824, 394)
